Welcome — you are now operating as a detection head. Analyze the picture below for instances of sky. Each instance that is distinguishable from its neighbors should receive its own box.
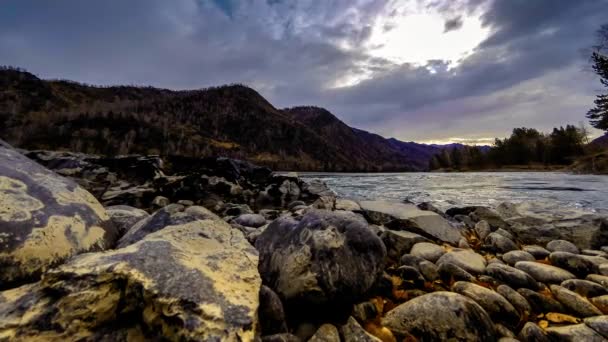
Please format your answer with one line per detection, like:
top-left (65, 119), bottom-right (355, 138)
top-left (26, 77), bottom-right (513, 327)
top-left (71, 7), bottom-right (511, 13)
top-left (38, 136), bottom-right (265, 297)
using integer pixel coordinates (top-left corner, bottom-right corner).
top-left (1, 0), bottom-right (607, 144)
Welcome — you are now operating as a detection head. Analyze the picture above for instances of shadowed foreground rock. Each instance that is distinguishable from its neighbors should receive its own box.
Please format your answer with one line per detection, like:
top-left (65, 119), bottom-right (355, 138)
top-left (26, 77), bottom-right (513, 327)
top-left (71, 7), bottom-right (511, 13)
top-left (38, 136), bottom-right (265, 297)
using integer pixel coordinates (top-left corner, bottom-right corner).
top-left (0, 219), bottom-right (261, 341)
top-left (0, 141), bottom-right (118, 289)
top-left (255, 210), bottom-right (386, 313)
top-left (381, 292), bottom-right (496, 341)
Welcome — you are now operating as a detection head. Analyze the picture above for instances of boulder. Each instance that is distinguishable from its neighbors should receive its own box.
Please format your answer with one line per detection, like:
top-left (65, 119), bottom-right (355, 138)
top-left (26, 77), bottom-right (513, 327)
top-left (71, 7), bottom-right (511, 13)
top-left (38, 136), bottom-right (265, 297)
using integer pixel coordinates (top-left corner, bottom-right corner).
top-left (106, 205), bottom-right (150, 235)
top-left (359, 200), bottom-right (461, 245)
top-left (382, 292), bottom-right (496, 341)
top-left (436, 249), bottom-right (487, 275)
top-left (0, 143), bottom-right (119, 289)
top-left (549, 252), bottom-right (598, 278)
top-left (451, 281), bottom-right (520, 327)
top-left (410, 242), bottom-right (445, 262)
top-left (255, 210), bottom-right (386, 311)
top-left (117, 205), bottom-right (219, 248)
top-left (485, 263), bottom-right (540, 290)
top-left (232, 213), bottom-right (266, 228)
top-left (545, 323), bottom-right (605, 341)
top-left (547, 240), bottom-right (580, 254)
top-left (502, 250), bottom-right (535, 266)
top-left (514, 261), bottom-right (576, 284)
top-left (484, 233), bottom-right (518, 254)
top-left (550, 285), bottom-right (603, 318)
top-left (0, 219), bottom-right (261, 341)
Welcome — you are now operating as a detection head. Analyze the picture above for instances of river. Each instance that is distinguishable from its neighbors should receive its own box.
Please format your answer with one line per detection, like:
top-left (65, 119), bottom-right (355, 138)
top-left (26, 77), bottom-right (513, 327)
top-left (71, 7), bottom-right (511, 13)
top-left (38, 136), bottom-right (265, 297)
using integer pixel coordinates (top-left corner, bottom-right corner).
top-left (299, 172), bottom-right (608, 216)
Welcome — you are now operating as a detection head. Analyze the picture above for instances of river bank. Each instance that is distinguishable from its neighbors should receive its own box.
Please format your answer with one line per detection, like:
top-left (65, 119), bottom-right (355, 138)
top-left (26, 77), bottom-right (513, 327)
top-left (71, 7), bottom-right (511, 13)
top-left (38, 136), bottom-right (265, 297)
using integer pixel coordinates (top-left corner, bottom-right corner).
top-left (2, 145), bottom-right (608, 341)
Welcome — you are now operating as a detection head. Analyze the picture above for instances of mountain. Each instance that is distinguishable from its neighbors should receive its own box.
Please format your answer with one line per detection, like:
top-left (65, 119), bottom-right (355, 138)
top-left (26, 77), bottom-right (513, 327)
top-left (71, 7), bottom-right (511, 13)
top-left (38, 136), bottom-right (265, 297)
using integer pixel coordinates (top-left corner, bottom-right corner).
top-left (0, 67), bottom-right (445, 171)
top-left (591, 133), bottom-right (608, 149)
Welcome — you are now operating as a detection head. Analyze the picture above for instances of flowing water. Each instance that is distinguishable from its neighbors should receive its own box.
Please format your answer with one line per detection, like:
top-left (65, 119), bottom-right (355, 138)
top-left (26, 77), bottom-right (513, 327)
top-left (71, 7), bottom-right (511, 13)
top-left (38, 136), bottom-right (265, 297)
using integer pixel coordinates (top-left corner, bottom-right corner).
top-left (299, 172), bottom-right (608, 216)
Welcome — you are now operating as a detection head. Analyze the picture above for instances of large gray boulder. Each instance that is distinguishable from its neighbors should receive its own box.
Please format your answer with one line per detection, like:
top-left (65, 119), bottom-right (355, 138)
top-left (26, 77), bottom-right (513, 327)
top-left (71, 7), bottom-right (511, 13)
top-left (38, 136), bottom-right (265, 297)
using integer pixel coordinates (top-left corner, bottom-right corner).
top-left (359, 200), bottom-right (461, 245)
top-left (255, 210), bottom-right (386, 309)
top-left (0, 218), bottom-right (261, 341)
top-left (0, 142), bottom-right (119, 289)
top-left (382, 291), bottom-right (496, 341)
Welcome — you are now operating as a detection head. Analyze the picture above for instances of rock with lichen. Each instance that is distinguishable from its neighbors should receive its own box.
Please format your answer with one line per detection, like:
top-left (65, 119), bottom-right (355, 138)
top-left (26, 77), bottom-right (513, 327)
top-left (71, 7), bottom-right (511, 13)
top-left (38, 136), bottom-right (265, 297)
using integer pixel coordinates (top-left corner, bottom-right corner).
top-left (0, 141), bottom-right (119, 289)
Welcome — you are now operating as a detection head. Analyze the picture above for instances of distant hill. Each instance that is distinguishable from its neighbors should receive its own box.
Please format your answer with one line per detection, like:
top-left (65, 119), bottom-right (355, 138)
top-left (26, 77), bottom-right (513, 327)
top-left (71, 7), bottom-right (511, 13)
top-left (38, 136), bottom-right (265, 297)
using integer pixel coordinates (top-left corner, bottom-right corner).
top-left (591, 133), bottom-right (608, 149)
top-left (0, 67), bottom-right (455, 171)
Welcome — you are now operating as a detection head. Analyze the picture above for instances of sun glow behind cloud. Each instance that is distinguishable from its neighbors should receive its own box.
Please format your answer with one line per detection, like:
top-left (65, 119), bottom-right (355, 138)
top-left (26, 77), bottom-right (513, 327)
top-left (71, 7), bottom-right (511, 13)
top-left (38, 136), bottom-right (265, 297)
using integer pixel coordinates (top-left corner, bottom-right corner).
top-left (332, 3), bottom-right (491, 88)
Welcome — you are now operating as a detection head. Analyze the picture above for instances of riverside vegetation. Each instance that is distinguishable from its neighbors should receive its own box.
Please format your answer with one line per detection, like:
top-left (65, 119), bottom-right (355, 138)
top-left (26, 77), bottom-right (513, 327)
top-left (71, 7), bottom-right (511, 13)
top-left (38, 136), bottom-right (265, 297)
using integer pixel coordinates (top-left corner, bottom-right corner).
top-left (2, 140), bottom-right (608, 341)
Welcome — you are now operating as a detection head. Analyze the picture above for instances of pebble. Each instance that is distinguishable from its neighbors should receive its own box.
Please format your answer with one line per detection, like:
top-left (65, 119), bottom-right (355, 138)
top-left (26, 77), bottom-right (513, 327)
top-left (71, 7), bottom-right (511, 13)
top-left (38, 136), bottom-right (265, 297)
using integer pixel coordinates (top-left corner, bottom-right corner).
top-left (591, 295), bottom-right (608, 314)
top-left (484, 233), bottom-right (518, 254)
top-left (486, 263), bottom-right (540, 290)
top-left (517, 288), bottom-right (565, 314)
top-left (518, 322), bottom-right (549, 342)
top-left (584, 315), bottom-right (608, 339)
top-left (475, 220), bottom-right (492, 240)
top-left (549, 285), bottom-right (603, 317)
top-left (436, 249), bottom-right (487, 275)
top-left (522, 245), bottom-right (551, 259)
top-left (341, 317), bottom-right (381, 342)
top-left (410, 242), bottom-right (446, 262)
top-left (452, 281), bottom-right (520, 327)
top-left (502, 250), bottom-right (535, 266)
top-left (418, 260), bottom-right (439, 281)
top-left (549, 252), bottom-right (598, 277)
top-left (561, 279), bottom-right (608, 297)
top-left (438, 262), bottom-right (476, 283)
top-left (514, 261), bottom-right (576, 284)
top-left (547, 240), bottom-right (580, 254)
top-left (497, 285), bottom-right (532, 316)
top-left (587, 274), bottom-right (608, 288)
top-left (308, 324), bottom-right (340, 342)
top-left (545, 323), bottom-right (605, 341)
top-left (582, 249), bottom-right (608, 258)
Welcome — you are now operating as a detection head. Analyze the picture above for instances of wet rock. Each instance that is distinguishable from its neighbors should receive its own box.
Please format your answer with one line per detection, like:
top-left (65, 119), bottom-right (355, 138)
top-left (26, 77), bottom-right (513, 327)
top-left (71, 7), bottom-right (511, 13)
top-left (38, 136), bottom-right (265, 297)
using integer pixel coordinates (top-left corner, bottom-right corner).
top-left (502, 250), bottom-right (535, 266)
top-left (260, 285), bottom-right (288, 335)
top-left (436, 249), bottom-right (487, 274)
top-left (382, 291), bottom-right (496, 341)
top-left (262, 333), bottom-right (302, 342)
top-left (514, 261), bottom-right (576, 284)
top-left (255, 210), bottom-right (386, 312)
top-left (591, 295), bottom-right (608, 314)
top-left (308, 324), bottom-right (340, 342)
top-left (550, 285), bottom-right (603, 317)
top-left (335, 199), bottom-right (360, 212)
top-left (549, 252), bottom-right (598, 278)
top-left (419, 260), bottom-right (440, 281)
top-left (518, 322), bottom-right (549, 342)
top-left (561, 279), bottom-right (608, 297)
top-left (587, 274), bottom-right (608, 288)
top-left (341, 317), bottom-right (381, 342)
top-left (382, 231), bottom-right (429, 261)
top-left (475, 220), bottom-right (492, 240)
top-left (410, 242), bottom-right (445, 262)
top-left (452, 281), bottom-right (520, 327)
top-left (438, 261), bottom-right (476, 283)
top-left (106, 205), bottom-right (150, 235)
top-left (0, 219), bottom-right (261, 341)
top-left (517, 288), bottom-right (566, 314)
top-left (484, 232), bottom-right (518, 254)
top-left (0, 143), bottom-right (118, 289)
top-left (232, 213), bottom-right (266, 228)
top-left (522, 245), bottom-right (551, 259)
top-left (360, 200), bottom-right (462, 245)
top-left (497, 285), bottom-right (532, 316)
top-left (584, 315), bottom-right (608, 338)
top-left (547, 240), bottom-right (580, 254)
top-left (545, 323), bottom-right (605, 341)
top-left (151, 195), bottom-right (170, 208)
top-left (117, 204), bottom-right (219, 247)
top-left (486, 263), bottom-right (540, 290)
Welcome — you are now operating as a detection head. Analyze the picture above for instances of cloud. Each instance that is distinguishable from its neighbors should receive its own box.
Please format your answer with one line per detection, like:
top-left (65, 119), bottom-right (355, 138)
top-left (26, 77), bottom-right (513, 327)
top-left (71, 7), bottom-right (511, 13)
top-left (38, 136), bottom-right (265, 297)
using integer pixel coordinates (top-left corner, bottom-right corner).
top-left (444, 16), bottom-right (463, 33)
top-left (0, 0), bottom-right (606, 143)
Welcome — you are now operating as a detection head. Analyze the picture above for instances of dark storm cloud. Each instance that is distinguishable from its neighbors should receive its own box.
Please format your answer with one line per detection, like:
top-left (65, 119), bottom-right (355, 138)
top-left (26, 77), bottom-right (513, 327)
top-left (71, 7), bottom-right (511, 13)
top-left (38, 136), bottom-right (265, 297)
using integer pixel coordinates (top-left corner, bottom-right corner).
top-left (0, 0), bottom-right (607, 142)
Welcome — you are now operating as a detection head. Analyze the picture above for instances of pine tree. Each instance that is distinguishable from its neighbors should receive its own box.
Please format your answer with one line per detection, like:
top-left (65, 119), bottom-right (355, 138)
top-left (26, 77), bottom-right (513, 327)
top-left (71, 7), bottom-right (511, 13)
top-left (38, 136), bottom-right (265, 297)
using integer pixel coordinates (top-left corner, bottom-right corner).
top-left (587, 25), bottom-right (608, 131)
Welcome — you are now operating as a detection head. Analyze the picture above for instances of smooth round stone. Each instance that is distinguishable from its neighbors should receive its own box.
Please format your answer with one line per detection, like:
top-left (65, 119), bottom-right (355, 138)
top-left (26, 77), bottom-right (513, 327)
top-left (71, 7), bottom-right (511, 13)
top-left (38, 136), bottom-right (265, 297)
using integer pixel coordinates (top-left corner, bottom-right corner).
top-left (410, 242), bottom-right (446, 262)
top-left (436, 249), bottom-right (487, 275)
top-left (400, 254), bottom-right (426, 269)
top-left (517, 288), bottom-right (566, 314)
top-left (582, 249), bottom-right (608, 258)
top-left (561, 279), bottom-right (608, 297)
top-left (591, 296), bottom-right (608, 314)
top-left (418, 260), bottom-right (439, 281)
top-left (341, 316), bottom-right (384, 342)
top-left (484, 233), bottom-right (518, 254)
top-left (398, 266), bottom-right (425, 287)
top-left (496, 228), bottom-right (515, 241)
top-left (438, 262), bottom-right (475, 283)
top-left (452, 281), bottom-right (520, 327)
top-left (547, 240), bottom-right (580, 254)
top-left (523, 245), bottom-right (550, 259)
top-left (486, 263), bottom-right (540, 290)
top-left (475, 220), bottom-right (492, 240)
top-left (502, 250), bottom-right (535, 266)
top-left (382, 292), bottom-right (497, 341)
top-left (600, 264), bottom-right (608, 276)
top-left (587, 274), bottom-right (608, 288)
top-left (497, 285), bottom-right (532, 316)
top-left (549, 252), bottom-right (598, 277)
top-left (233, 213), bottom-right (266, 228)
top-left (584, 316), bottom-right (608, 339)
top-left (545, 323), bottom-right (605, 341)
top-left (518, 322), bottom-right (549, 342)
top-left (309, 324), bottom-right (341, 342)
top-left (495, 323), bottom-right (516, 338)
top-left (514, 261), bottom-right (576, 284)
top-left (550, 285), bottom-right (603, 317)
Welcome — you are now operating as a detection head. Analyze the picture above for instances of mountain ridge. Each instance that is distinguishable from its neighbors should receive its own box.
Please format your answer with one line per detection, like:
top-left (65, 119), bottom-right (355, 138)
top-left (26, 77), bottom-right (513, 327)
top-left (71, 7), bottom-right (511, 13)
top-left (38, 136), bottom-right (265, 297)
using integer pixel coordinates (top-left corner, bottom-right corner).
top-left (0, 67), bottom-right (449, 171)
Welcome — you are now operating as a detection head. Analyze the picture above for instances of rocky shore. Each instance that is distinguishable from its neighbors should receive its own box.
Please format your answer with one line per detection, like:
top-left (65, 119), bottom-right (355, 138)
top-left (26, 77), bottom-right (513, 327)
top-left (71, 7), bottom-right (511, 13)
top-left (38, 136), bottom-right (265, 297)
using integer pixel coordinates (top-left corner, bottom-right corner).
top-left (2, 142), bottom-right (608, 341)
